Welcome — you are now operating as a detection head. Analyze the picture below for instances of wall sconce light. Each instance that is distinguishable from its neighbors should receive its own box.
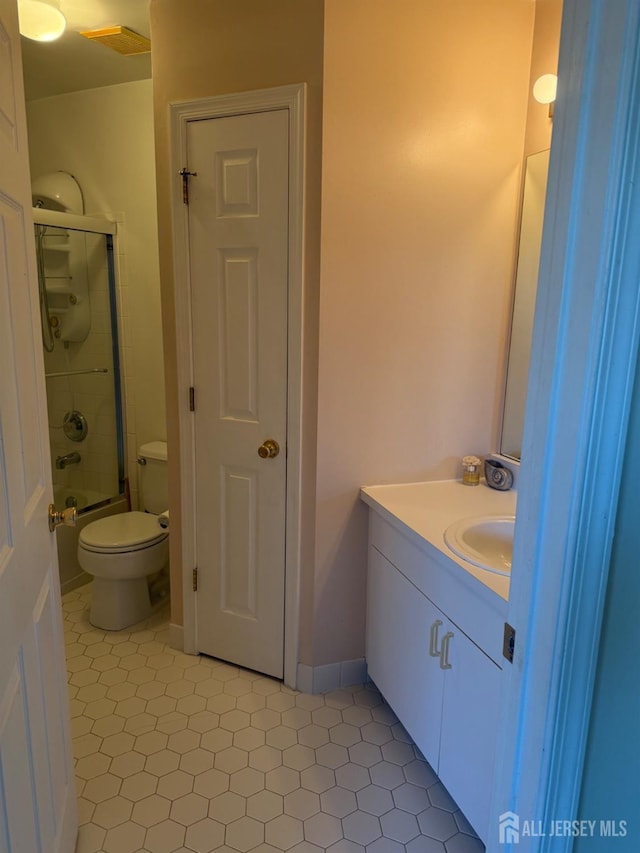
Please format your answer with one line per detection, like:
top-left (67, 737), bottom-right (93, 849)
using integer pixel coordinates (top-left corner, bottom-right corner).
top-left (18, 0), bottom-right (66, 42)
top-left (533, 73), bottom-right (558, 118)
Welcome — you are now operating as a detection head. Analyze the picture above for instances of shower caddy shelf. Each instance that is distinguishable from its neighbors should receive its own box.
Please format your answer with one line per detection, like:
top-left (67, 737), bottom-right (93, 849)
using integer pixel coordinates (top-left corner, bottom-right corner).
top-left (35, 207), bottom-right (117, 346)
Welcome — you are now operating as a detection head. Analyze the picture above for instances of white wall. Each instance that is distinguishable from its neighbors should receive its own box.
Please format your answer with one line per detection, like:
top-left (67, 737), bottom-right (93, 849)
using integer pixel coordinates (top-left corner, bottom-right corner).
top-left (26, 79), bottom-right (165, 510)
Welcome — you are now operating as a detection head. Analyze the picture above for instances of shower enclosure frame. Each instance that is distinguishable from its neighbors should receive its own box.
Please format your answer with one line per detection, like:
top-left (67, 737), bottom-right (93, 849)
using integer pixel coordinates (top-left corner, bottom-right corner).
top-left (34, 206), bottom-right (128, 591)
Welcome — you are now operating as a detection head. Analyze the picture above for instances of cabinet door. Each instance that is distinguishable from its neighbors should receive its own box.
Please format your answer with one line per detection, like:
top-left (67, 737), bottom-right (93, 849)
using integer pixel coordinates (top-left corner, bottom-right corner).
top-left (438, 628), bottom-right (501, 844)
top-left (366, 547), bottom-right (443, 768)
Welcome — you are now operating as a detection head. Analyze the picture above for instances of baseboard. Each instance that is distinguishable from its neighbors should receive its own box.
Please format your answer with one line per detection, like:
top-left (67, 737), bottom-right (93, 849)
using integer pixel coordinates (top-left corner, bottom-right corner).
top-left (164, 629), bottom-right (365, 690)
top-left (169, 622), bottom-right (184, 651)
top-left (296, 658), bottom-right (367, 694)
top-left (60, 572), bottom-right (91, 596)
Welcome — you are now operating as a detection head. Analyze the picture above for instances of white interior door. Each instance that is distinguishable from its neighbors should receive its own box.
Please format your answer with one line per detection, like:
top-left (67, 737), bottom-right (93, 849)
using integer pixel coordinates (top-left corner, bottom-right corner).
top-left (188, 109), bottom-right (289, 679)
top-left (0, 2), bottom-right (77, 851)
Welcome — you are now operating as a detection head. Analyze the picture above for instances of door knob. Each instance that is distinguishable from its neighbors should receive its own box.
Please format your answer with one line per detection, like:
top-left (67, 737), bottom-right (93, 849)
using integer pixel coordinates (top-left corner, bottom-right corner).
top-left (48, 503), bottom-right (77, 532)
top-left (258, 439), bottom-right (280, 459)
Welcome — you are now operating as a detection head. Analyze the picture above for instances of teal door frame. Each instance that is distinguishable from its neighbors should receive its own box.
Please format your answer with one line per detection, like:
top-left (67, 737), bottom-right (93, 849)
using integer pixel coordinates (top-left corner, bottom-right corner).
top-left (491, 2), bottom-right (640, 850)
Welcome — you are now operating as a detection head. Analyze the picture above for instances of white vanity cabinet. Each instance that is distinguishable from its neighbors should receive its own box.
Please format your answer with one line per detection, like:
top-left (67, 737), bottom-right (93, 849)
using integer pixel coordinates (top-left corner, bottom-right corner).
top-left (367, 546), bottom-right (445, 765)
top-left (365, 510), bottom-right (506, 845)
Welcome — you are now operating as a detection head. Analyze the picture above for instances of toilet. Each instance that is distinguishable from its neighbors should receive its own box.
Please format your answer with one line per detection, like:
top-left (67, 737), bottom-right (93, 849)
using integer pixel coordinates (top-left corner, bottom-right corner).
top-left (78, 441), bottom-right (169, 630)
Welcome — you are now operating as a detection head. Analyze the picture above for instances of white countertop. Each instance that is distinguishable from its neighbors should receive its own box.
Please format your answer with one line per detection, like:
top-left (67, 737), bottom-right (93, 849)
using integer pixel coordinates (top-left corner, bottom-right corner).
top-left (360, 479), bottom-right (517, 601)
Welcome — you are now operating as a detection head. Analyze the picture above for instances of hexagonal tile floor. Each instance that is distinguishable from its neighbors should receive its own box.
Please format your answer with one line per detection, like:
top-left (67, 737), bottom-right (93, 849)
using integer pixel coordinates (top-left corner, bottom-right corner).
top-left (64, 584), bottom-right (484, 853)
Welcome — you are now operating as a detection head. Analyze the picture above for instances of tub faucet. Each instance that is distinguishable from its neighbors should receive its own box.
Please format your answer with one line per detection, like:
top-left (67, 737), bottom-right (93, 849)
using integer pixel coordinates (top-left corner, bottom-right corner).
top-left (56, 451), bottom-right (81, 470)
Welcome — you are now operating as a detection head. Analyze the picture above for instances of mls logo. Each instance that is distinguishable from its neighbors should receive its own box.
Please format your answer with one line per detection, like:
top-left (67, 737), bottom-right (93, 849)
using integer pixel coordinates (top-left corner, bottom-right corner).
top-left (499, 811), bottom-right (520, 844)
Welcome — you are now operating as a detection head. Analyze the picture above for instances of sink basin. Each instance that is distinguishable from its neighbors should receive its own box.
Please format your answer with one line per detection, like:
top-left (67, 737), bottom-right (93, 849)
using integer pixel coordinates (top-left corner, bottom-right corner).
top-left (443, 515), bottom-right (515, 575)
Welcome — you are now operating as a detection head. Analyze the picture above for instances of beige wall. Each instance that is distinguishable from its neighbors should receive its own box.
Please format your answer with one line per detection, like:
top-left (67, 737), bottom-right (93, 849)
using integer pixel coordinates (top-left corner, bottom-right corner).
top-left (26, 80), bottom-right (165, 512)
top-left (311, 0), bottom-right (534, 665)
top-left (149, 0), bottom-right (325, 629)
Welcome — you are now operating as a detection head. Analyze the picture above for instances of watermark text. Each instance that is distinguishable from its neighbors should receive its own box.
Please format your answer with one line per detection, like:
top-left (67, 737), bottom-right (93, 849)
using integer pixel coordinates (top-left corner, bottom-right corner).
top-left (499, 812), bottom-right (628, 844)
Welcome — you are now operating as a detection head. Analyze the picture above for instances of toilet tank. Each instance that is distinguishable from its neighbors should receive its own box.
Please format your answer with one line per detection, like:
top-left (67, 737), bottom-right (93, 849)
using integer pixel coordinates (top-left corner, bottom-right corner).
top-left (138, 441), bottom-right (168, 515)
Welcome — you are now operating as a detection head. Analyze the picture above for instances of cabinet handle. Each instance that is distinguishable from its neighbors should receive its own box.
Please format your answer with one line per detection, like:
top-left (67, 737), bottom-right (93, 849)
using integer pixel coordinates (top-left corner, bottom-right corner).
top-left (429, 620), bottom-right (443, 657)
top-left (440, 631), bottom-right (454, 670)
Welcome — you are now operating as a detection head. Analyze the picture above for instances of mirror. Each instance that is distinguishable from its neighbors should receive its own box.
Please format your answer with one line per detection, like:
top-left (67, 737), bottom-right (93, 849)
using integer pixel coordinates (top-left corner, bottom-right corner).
top-left (500, 148), bottom-right (550, 460)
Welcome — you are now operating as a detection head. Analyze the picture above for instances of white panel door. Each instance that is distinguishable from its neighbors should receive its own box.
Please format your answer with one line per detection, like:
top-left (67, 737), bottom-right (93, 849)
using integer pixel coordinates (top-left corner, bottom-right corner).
top-left (0, 2), bottom-right (77, 851)
top-left (188, 109), bottom-right (288, 678)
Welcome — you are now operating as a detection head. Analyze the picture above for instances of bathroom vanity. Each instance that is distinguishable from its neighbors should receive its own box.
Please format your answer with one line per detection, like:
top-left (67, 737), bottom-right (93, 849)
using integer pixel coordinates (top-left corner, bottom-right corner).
top-left (360, 480), bottom-right (516, 844)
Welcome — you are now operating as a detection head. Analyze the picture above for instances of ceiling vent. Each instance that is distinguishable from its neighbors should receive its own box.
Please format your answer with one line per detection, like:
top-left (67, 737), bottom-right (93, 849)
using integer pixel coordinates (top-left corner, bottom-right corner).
top-left (79, 26), bottom-right (150, 56)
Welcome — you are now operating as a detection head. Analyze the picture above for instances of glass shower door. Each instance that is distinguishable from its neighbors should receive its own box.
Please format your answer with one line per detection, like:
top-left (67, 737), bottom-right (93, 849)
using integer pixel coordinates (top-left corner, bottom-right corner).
top-left (36, 218), bottom-right (125, 513)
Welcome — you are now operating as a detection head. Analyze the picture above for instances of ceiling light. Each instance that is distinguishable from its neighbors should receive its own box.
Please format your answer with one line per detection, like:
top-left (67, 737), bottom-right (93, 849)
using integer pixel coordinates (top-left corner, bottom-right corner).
top-left (18, 0), bottom-right (66, 43)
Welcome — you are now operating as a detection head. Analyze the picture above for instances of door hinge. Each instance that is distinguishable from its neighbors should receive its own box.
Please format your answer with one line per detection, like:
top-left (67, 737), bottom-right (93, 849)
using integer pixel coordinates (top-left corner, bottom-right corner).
top-left (503, 622), bottom-right (516, 664)
top-left (189, 386), bottom-right (195, 412)
top-left (179, 168), bottom-right (198, 205)
top-left (192, 567), bottom-right (198, 592)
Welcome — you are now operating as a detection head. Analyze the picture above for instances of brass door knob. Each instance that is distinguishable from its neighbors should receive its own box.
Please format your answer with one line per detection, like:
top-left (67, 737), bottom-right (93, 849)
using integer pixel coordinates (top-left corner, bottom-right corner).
top-left (48, 503), bottom-right (77, 532)
top-left (258, 439), bottom-right (280, 459)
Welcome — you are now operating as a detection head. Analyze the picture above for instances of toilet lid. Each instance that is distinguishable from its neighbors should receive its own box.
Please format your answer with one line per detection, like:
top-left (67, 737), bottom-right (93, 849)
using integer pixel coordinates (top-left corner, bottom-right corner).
top-left (79, 511), bottom-right (168, 554)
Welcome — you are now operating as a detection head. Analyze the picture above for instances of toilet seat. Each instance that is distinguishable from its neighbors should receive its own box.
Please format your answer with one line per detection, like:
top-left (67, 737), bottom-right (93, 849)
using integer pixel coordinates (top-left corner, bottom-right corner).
top-left (79, 511), bottom-right (168, 554)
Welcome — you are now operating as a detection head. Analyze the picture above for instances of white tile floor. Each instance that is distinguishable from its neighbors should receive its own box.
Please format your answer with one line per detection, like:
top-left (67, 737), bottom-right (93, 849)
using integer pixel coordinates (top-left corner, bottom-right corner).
top-left (64, 584), bottom-right (484, 853)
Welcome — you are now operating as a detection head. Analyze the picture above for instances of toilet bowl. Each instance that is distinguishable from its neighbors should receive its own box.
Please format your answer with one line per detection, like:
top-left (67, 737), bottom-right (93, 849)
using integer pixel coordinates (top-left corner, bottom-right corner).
top-left (79, 511), bottom-right (168, 630)
top-left (78, 441), bottom-right (169, 630)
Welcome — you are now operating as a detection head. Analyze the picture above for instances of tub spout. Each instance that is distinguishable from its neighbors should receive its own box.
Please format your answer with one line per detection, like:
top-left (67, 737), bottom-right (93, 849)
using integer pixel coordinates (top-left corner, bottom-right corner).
top-left (56, 451), bottom-right (81, 470)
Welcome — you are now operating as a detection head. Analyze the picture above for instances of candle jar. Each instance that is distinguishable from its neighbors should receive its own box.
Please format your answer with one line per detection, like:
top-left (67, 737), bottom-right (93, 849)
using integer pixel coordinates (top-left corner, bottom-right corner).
top-left (462, 455), bottom-right (481, 486)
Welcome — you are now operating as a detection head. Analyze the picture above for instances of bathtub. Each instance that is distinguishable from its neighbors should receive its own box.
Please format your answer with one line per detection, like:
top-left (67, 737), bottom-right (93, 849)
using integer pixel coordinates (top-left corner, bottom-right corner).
top-left (53, 485), bottom-right (112, 512)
